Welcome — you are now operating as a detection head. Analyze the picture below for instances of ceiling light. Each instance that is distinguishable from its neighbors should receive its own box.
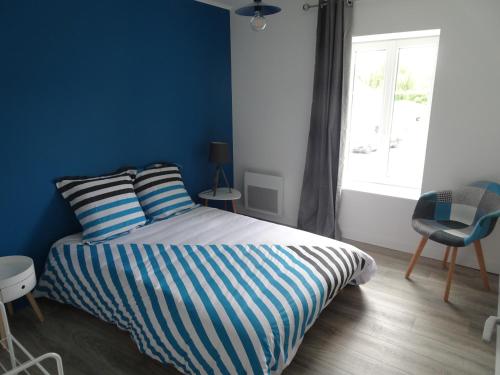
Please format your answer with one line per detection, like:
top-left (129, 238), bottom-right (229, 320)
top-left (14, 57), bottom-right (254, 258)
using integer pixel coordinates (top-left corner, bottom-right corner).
top-left (235, 0), bottom-right (281, 32)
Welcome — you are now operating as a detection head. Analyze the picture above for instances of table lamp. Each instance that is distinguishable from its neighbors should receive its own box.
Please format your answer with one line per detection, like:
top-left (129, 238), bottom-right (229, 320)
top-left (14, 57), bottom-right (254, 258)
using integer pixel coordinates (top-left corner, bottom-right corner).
top-left (209, 142), bottom-right (232, 196)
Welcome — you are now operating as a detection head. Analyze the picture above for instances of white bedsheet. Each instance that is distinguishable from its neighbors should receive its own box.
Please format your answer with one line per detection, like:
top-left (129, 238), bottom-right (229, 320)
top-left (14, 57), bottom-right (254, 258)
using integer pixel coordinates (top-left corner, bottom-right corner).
top-left (56, 207), bottom-right (375, 283)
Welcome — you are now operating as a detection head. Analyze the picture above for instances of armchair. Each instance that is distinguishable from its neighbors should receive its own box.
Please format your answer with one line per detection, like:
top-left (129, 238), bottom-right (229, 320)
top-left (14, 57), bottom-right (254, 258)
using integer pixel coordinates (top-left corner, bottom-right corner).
top-left (405, 181), bottom-right (500, 301)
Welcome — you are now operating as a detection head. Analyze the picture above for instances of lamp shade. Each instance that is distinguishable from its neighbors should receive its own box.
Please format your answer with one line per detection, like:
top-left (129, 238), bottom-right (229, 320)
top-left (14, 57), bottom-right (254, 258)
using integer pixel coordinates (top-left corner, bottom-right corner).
top-left (209, 142), bottom-right (230, 164)
top-left (235, 1), bottom-right (281, 16)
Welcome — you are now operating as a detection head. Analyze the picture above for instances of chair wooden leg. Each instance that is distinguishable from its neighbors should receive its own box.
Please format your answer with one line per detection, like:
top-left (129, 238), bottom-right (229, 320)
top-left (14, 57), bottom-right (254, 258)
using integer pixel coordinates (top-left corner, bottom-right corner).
top-left (26, 293), bottom-right (44, 322)
top-left (444, 247), bottom-right (458, 302)
top-left (473, 240), bottom-right (490, 291)
top-left (443, 246), bottom-right (451, 269)
top-left (405, 236), bottom-right (428, 279)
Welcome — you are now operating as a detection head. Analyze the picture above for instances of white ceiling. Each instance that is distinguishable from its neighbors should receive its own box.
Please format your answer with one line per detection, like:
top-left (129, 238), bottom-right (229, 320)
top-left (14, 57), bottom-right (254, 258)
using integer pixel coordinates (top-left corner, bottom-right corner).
top-left (196, 0), bottom-right (249, 11)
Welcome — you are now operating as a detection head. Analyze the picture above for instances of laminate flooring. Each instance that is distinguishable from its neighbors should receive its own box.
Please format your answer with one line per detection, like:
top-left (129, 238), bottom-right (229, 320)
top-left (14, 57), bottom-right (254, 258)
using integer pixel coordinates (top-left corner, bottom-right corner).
top-left (3, 242), bottom-right (497, 374)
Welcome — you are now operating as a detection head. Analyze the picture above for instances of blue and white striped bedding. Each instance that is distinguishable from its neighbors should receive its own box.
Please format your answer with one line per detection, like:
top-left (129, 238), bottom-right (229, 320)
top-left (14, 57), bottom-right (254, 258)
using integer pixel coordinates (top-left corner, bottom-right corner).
top-left (37, 239), bottom-right (374, 374)
top-left (56, 168), bottom-right (147, 242)
top-left (135, 164), bottom-right (196, 221)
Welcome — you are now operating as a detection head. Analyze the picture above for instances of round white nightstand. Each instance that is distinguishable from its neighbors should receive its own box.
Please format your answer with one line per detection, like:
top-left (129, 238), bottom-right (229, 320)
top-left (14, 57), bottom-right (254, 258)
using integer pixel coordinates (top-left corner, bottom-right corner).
top-left (0, 256), bottom-right (44, 322)
top-left (198, 188), bottom-right (242, 213)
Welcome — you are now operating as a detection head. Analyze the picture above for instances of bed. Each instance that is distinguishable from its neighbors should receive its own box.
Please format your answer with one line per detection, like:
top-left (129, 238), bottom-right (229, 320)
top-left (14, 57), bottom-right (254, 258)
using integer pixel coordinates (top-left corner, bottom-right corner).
top-left (36, 206), bottom-right (376, 374)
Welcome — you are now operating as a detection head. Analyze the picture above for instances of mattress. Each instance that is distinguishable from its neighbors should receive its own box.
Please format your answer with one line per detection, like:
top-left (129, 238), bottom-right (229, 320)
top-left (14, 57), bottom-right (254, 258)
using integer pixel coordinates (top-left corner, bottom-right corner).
top-left (36, 207), bottom-right (376, 374)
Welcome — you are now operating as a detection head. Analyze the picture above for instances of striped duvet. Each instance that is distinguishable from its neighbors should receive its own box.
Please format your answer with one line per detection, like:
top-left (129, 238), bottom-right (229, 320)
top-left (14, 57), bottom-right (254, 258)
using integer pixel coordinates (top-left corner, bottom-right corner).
top-left (37, 241), bottom-right (374, 374)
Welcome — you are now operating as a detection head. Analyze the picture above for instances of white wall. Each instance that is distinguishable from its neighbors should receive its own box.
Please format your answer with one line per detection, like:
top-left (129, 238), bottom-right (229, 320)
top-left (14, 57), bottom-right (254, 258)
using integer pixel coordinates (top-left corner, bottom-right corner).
top-left (231, 0), bottom-right (500, 272)
top-left (231, 0), bottom-right (317, 227)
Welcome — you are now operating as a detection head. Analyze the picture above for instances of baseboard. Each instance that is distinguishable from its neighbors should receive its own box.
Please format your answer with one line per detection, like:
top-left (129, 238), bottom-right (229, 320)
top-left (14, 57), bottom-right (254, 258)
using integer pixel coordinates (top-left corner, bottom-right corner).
top-left (341, 227), bottom-right (500, 275)
top-left (232, 209), bottom-right (500, 275)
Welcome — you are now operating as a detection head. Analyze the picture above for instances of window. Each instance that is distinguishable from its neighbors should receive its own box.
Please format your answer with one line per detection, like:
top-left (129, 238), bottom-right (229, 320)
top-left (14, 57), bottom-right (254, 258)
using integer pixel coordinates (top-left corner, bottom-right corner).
top-left (343, 31), bottom-right (440, 199)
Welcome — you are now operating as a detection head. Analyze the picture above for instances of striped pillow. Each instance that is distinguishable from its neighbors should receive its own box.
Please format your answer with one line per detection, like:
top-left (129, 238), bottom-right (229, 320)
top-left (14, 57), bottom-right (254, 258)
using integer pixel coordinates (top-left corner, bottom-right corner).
top-left (56, 168), bottom-right (147, 243)
top-left (134, 163), bottom-right (196, 221)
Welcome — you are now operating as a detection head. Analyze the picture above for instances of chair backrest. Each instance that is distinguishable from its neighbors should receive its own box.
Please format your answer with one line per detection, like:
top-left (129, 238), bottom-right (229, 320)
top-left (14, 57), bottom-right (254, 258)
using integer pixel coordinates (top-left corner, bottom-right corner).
top-left (450, 181), bottom-right (500, 226)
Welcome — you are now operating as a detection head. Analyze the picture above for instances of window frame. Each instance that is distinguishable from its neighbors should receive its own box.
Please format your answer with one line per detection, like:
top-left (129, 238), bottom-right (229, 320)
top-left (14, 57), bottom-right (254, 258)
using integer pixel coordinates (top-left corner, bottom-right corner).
top-left (343, 32), bottom-right (440, 199)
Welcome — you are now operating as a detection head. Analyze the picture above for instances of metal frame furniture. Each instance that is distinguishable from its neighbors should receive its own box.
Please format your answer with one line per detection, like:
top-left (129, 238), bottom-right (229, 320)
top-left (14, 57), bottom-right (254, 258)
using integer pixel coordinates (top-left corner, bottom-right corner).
top-left (0, 302), bottom-right (63, 375)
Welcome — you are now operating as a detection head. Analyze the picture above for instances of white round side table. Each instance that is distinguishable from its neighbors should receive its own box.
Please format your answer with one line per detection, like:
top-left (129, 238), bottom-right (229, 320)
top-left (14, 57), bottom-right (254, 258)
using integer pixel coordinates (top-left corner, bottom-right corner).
top-left (0, 256), bottom-right (44, 323)
top-left (198, 188), bottom-right (242, 213)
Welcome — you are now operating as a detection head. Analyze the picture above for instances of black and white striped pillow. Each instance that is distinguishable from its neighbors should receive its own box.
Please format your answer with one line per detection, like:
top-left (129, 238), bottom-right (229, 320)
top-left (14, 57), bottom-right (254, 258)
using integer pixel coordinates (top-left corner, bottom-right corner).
top-left (56, 168), bottom-right (147, 242)
top-left (134, 163), bottom-right (196, 221)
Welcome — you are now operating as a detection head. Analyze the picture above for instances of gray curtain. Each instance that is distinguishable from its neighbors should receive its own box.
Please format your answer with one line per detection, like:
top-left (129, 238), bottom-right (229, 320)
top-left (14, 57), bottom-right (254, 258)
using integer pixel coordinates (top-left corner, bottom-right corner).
top-left (297, 0), bottom-right (352, 238)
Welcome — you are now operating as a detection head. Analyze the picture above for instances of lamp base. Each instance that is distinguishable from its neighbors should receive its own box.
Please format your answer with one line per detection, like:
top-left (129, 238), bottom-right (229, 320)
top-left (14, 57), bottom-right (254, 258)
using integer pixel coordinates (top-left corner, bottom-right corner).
top-left (212, 165), bottom-right (232, 196)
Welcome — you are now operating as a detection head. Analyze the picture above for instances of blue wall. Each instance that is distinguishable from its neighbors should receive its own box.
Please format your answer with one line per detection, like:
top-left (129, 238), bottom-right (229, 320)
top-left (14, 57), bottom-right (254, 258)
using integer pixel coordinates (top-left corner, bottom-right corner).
top-left (0, 0), bottom-right (232, 273)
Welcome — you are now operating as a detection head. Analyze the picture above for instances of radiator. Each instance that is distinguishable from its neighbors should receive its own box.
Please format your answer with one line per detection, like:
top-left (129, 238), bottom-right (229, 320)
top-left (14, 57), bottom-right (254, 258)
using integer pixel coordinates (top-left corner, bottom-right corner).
top-left (244, 172), bottom-right (283, 217)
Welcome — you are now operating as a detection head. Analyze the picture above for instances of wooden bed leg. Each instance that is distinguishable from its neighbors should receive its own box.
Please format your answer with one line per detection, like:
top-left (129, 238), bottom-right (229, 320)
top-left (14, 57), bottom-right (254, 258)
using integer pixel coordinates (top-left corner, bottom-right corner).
top-left (444, 247), bottom-right (458, 302)
top-left (473, 240), bottom-right (490, 291)
top-left (443, 246), bottom-right (451, 269)
top-left (405, 236), bottom-right (428, 279)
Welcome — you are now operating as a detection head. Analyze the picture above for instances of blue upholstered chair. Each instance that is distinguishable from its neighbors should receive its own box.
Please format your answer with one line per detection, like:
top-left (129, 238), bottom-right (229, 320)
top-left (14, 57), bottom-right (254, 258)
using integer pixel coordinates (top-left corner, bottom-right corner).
top-left (405, 181), bottom-right (500, 301)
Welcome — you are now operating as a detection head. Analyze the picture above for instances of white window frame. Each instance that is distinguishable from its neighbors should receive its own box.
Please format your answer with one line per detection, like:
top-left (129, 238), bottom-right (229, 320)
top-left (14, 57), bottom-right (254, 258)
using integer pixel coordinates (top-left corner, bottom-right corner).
top-left (343, 31), bottom-right (440, 200)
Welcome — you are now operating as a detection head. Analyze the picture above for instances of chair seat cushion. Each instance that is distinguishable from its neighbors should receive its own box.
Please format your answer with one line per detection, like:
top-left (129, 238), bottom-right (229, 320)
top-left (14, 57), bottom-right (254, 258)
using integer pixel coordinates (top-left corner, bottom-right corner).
top-left (412, 218), bottom-right (473, 247)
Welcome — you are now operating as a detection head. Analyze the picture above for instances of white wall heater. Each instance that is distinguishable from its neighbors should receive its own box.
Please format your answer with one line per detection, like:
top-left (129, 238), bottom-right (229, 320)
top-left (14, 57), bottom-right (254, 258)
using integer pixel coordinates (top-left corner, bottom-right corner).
top-left (244, 172), bottom-right (284, 217)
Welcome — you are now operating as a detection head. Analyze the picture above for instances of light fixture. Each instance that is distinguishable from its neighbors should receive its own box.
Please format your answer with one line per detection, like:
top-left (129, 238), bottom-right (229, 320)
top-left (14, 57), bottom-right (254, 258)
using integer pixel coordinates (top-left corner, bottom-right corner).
top-left (235, 0), bottom-right (282, 32)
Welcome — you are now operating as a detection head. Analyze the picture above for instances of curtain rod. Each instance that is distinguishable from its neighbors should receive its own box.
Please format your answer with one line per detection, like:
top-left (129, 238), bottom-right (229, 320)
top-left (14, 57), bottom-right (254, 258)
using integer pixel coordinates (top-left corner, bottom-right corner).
top-left (303, 0), bottom-right (353, 11)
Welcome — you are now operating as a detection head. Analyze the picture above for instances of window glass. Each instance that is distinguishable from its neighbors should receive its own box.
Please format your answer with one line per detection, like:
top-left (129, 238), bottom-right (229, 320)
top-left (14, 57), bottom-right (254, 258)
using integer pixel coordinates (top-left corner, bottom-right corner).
top-left (344, 33), bottom-right (439, 197)
top-left (348, 48), bottom-right (387, 183)
top-left (387, 45), bottom-right (438, 188)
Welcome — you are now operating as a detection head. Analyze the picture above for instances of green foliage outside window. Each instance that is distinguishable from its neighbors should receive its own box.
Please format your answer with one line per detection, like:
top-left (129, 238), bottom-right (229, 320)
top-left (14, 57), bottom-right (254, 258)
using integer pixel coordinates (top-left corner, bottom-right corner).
top-left (359, 67), bottom-right (429, 104)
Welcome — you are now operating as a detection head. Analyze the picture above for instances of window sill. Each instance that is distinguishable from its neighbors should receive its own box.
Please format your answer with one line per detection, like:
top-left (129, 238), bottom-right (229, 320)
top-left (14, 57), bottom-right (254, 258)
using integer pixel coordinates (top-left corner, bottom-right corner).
top-left (341, 181), bottom-right (421, 200)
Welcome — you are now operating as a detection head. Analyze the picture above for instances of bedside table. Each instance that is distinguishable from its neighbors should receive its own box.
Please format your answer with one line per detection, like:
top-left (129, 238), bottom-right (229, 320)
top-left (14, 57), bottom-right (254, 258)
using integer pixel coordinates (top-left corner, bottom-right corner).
top-left (198, 188), bottom-right (242, 213)
top-left (0, 256), bottom-right (44, 322)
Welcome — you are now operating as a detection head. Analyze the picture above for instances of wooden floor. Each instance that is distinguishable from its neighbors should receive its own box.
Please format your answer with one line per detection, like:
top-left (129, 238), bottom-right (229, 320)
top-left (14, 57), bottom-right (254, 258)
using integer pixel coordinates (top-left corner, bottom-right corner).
top-left (3, 242), bottom-right (498, 374)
